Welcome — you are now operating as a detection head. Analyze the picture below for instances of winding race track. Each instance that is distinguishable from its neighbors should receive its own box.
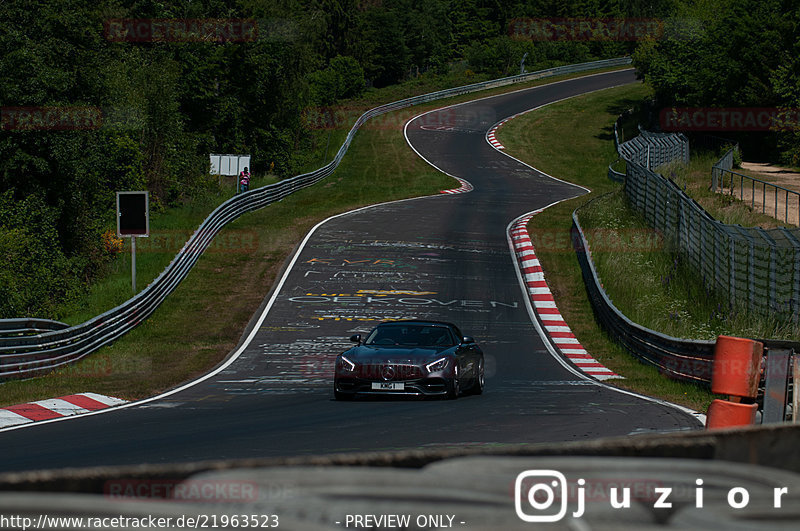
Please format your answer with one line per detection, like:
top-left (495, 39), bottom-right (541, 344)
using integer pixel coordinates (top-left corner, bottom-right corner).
top-left (0, 69), bottom-right (701, 472)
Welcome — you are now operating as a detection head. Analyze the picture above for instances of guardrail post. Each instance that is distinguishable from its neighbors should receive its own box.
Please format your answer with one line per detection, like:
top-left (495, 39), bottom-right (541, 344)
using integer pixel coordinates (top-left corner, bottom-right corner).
top-left (762, 348), bottom-right (792, 423)
top-left (706, 335), bottom-right (762, 429)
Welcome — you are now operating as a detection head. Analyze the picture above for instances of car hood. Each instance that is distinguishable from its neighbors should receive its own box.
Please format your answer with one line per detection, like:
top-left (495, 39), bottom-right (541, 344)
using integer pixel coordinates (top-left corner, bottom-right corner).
top-left (343, 345), bottom-right (453, 364)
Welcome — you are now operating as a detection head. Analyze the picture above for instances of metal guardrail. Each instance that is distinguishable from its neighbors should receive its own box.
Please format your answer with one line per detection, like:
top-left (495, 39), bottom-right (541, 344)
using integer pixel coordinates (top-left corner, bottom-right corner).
top-left (583, 116), bottom-right (800, 384)
top-left (572, 204), bottom-right (716, 384)
top-left (0, 57), bottom-right (633, 380)
top-left (574, 201), bottom-right (800, 386)
top-left (607, 159), bottom-right (625, 182)
top-left (0, 319), bottom-right (69, 338)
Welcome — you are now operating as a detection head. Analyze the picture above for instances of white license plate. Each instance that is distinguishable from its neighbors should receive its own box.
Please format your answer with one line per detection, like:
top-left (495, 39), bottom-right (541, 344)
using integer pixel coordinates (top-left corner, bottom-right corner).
top-left (372, 382), bottom-right (404, 391)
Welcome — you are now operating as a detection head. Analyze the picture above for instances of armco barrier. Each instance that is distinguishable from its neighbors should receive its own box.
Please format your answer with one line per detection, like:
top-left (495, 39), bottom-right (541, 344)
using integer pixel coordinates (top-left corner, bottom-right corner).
top-left (575, 198), bottom-right (799, 391)
top-left (571, 204), bottom-right (716, 384)
top-left (572, 196), bottom-right (800, 390)
top-left (0, 57), bottom-right (633, 380)
top-left (0, 319), bottom-right (69, 337)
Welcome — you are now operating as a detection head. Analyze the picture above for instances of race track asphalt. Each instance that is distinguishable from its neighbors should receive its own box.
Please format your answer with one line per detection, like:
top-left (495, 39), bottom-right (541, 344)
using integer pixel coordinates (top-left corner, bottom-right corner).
top-left (0, 69), bottom-right (701, 472)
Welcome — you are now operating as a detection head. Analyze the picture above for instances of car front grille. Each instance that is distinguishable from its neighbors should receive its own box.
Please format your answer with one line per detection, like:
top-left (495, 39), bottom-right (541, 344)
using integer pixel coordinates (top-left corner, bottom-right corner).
top-left (358, 363), bottom-right (423, 380)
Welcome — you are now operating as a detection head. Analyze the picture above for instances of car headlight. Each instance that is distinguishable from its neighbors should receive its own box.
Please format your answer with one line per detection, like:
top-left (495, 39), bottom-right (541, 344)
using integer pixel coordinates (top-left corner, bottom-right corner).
top-left (339, 355), bottom-right (356, 372)
top-left (425, 357), bottom-right (449, 372)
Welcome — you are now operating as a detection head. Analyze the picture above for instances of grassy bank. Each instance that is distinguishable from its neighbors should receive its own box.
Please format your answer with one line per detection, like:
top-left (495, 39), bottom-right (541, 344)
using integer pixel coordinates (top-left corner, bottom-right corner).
top-left (0, 65), bottom-right (629, 407)
top-left (578, 190), bottom-right (798, 340)
top-left (497, 82), bottom-right (714, 411)
top-left (58, 173), bottom-right (280, 325)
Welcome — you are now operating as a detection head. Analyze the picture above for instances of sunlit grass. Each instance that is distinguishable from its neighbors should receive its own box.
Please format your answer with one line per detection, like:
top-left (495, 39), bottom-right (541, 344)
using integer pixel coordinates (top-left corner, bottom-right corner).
top-left (579, 191), bottom-right (798, 340)
top-left (56, 173), bottom-right (281, 325)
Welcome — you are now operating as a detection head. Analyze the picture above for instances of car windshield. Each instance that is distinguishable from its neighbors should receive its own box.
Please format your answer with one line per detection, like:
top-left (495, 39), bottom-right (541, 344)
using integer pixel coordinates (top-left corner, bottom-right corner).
top-left (365, 324), bottom-right (455, 347)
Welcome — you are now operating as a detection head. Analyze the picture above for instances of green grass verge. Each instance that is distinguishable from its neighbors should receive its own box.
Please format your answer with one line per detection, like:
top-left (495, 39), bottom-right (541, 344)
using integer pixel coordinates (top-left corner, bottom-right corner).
top-left (0, 65), bottom-right (630, 407)
top-left (497, 82), bottom-right (714, 412)
top-left (57, 173), bottom-right (280, 325)
top-left (578, 190), bottom-right (798, 340)
top-left (0, 117), bottom-right (453, 406)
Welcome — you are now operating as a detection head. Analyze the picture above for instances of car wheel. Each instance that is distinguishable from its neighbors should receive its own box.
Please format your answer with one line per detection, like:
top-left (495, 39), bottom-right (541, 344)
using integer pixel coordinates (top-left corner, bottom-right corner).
top-left (447, 364), bottom-right (460, 399)
top-left (470, 357), bottom-right (484, 395)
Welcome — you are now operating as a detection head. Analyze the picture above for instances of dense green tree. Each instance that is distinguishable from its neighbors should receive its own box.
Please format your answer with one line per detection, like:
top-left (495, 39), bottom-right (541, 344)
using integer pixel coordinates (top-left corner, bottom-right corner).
top-left (632, 0), bottom-right (798, 162)
top-left (309, 55), bottom-right (365, 104)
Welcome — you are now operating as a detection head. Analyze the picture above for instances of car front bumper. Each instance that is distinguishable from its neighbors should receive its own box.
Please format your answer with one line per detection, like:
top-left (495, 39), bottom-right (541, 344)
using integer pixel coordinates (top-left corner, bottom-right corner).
top-left (334, 376), bottom-right (451, 397)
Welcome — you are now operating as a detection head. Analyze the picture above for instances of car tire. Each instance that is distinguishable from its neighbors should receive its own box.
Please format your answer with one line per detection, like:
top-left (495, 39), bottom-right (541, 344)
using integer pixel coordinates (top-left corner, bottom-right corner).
top-left (469, 358), bottom-right (485, 395)
top-left (446, 364), bottom-right (460, 399)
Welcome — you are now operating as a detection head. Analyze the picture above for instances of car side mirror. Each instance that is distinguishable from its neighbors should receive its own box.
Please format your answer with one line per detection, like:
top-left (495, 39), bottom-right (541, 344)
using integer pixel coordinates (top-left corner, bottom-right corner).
top-left (350, 334), bottom-right (362, 345)
top-left (462, 336), bottom-right (475, 344)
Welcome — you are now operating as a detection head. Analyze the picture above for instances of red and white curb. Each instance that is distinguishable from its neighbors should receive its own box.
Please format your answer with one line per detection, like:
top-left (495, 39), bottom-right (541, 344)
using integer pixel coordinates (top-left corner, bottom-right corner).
top-left (0, 393), bottom-right (127, 428)
top-left (510, 213), bottom-right (622, 381)
top-left (487, 119), bottom-right (509, 150)
top-left (440, 176), bottom-right (473, 194)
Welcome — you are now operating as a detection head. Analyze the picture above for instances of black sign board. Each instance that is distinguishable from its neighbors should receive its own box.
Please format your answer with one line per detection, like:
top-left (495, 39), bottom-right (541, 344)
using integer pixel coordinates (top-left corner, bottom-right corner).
top-left (116, 191), bottom-right (149, 237)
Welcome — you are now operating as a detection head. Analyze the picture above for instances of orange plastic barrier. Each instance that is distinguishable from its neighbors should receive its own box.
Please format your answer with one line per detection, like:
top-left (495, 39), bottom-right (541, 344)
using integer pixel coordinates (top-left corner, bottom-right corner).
top-left (710, 335), bottom-right (763, 399)
top-left (706, 399), bottom-right (758, 429)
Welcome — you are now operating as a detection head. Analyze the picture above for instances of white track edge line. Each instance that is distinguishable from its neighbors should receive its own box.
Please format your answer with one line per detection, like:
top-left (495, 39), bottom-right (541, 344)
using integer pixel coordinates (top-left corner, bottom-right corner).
top-left (506, 213), bottom-right (705, 425)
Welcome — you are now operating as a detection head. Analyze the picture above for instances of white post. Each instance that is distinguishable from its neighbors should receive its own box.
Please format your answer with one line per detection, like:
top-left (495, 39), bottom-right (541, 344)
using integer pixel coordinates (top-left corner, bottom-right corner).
top-left (131, 236), bottom-right (137, 293)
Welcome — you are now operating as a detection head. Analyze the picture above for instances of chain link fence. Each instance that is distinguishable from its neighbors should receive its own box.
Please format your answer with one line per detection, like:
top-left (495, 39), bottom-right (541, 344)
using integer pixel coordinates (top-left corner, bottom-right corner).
top-left (576, 119), bottom-right (800, 385)
top-left (571, 208), bottom-right (716, 384)
top-left (618, 127), bottom-right (689, 169)
top-left (618, 124), bottom-right (800, 321)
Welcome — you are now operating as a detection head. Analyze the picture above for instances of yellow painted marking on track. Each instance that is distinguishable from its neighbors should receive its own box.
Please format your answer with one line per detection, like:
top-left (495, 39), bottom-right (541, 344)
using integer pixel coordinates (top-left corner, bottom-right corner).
top-left (356, 290), bottom-right (438, 295)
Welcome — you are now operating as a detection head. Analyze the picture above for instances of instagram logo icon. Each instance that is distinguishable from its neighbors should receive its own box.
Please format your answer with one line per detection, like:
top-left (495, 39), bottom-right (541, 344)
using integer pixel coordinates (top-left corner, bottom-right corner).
top-left (515, 470), bottom-right (569, 522)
